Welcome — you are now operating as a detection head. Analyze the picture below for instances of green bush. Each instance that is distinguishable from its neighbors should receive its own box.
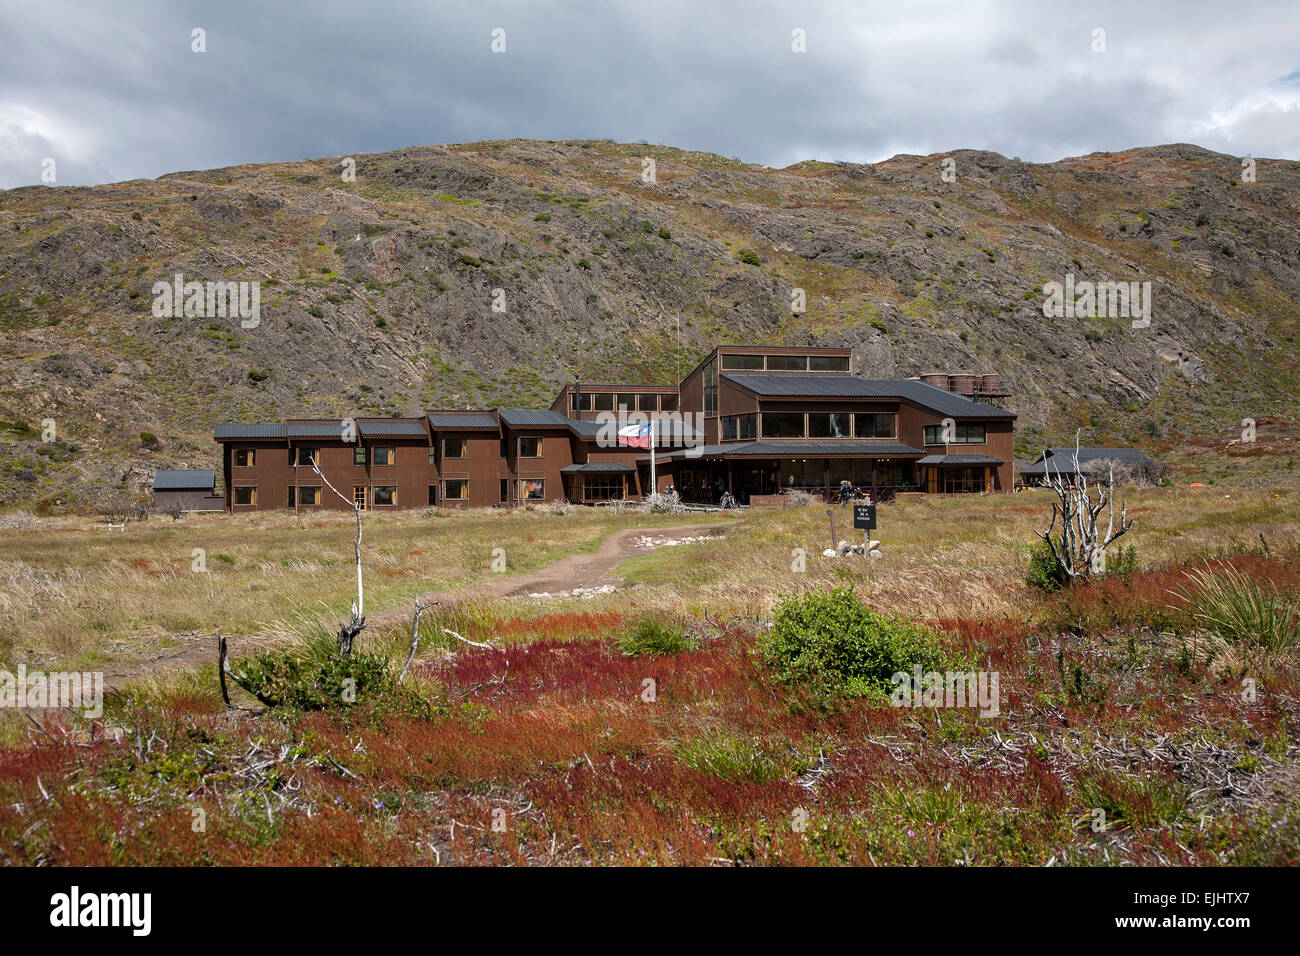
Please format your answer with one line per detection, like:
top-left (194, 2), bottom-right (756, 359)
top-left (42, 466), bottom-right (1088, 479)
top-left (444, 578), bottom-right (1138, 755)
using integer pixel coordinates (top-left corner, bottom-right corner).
top-left (1025, 538), bottom-right (1066, 591)
top-left (231, 649), bottom-right (395, 710)
top-left (737, 248), bottom-right (761, 266)
top-left (619, 616), bottom-right (696, 657)
top-left (759, 588), bottom-right (948, 699)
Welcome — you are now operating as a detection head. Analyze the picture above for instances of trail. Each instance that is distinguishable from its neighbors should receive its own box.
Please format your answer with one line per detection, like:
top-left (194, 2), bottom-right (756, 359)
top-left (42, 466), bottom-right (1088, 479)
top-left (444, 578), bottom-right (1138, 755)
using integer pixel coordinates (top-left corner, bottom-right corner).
top-left (97, 520), bottom-right (730, 692)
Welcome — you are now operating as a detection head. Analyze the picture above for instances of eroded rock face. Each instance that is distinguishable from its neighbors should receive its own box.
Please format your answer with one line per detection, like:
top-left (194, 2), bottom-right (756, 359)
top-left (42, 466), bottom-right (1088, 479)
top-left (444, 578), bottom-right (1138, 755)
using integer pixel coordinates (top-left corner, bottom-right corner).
top-left (1, 140), bottom-right (1296, 507)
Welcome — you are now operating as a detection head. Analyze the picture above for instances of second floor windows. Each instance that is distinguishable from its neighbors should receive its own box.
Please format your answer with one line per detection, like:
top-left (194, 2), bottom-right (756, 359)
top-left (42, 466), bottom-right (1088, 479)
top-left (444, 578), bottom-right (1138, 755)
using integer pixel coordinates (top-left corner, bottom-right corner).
top-left (294, 447), bottom-right (318, 467)
top-left (234, 448), bottom-right (255, 467)
top-left (761, 412), bottom-right (805, 439)
top-left (854, 413), bottom-right (896, 439)
top-left (518, 437), bottom-right (542, 458)
top-left (372, 446), bottom-right (395, 466)
top-left (443, 437), bottom-right (467, 459)
top-left (721, 414), bottom-right (757, 442)
top-left (809, 413), bottom-right (852, 439)
top-left (924, 423), bottom-right (986, 445)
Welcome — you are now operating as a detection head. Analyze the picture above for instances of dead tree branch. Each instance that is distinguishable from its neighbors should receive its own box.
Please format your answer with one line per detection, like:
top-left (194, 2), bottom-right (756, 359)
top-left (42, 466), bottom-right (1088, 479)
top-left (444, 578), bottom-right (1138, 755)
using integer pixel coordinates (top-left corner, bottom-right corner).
top-left (398, 597), bottom-right (439, 684)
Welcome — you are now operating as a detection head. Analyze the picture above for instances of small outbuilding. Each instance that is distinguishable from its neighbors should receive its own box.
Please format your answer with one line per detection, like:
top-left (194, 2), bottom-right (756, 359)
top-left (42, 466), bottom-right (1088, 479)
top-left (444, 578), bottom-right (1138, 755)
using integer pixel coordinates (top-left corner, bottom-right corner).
top-left (1019, 447), bottom-right (1158, 486)
top-left (152, 469), bottom-right (224, 512)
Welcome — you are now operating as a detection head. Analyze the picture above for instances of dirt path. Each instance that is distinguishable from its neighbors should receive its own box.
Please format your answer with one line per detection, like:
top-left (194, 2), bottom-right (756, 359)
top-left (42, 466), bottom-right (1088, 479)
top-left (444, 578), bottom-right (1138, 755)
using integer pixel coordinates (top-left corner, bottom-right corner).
top-left (98, 520), bottom-right (730, 691)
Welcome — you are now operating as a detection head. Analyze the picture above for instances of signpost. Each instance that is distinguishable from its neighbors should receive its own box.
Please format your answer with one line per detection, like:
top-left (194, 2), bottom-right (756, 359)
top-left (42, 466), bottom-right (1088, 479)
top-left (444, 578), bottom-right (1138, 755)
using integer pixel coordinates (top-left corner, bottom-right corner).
top-left (853, 503), bottom-right (877, 550)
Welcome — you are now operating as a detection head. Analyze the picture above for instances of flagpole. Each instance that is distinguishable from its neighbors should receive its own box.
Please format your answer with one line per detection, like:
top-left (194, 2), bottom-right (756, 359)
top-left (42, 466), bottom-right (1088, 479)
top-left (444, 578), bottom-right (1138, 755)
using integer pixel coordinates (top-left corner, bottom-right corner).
top-left (649, 418), bottom-right (657, 497)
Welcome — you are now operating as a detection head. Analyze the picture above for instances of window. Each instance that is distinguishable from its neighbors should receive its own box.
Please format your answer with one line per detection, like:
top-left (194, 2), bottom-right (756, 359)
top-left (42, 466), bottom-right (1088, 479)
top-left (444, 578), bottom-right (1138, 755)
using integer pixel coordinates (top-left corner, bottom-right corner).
top-left (353, 486), bottom-right (367, 510)
top-left (443, 437), bottom-right (467, 458)
top-left (373, 486), bottom-right (397, 507)
top-left (762, 413), bottom-right (805, 439)
top-left (572, 392), bottom-right (595, 412)
top-left (373, 447), bottom-right (394, 466)
top-left (299, 486), bottom-right (321, 506)
top-left (617, 393), bottom-right (635, 411)
top-left (583, 475), bottom-right (625, 500)
top-left (855, 413), bottom-right (897, 439)
top-left (353, 446), bottom-right (367, 465)
top-left (638, 394), bottom-right (659, 411)
top-left (809, 413), bottom-right (852, 438)
top-left (810, 355), bottom-right (851, 372)
top-left (428, 447), bottom-right (436, 466)
top-left (593, 393), bottom-right (615, 412)
top-left (926, 466), bottom-right (987, 493)
top-left (704, 361), bottom-right (717, 415)
top-left (767, 354), bottom-right (808, 371)
top-left (520, 479), bottom-right (545, 500)
top-left (234, 448), bottom-right (255, 467)
top-left (233, 486), bottom-right (257, 505)
top-left (499, 478), bottom-right (509, 503)
top-left (660, 394), bottom-right (679, 412)
top-left (287, 487), bottom-right (294, 508)
top-left (295, 447), bottom-right (318, 467)
top-left (721, 414), bottom-right (757, 442)
top-left (428, 485), bottom-right (438, 506)
top-left (721, 353), bottom-right (764, 370)
top-left (518, 437), bottom-right (542, 458)
top-left (444, 479), bottom-right (469, 500)
top-left (924, 423), bottom-right (986, 445)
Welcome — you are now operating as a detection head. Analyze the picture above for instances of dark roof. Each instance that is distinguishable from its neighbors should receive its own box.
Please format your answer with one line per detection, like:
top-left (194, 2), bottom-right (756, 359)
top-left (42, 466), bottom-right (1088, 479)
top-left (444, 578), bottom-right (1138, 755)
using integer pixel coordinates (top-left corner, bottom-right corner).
top-left (563, 416), bottom-right (703, 442)
top-left (357, 420), bottom-right (427, 437)
top-left (213, 423), bottom-right (284, 440)
top-left (499, 409), bottom-right (572, 427)
top-left (722, 374), bottom-right (1016, 419)
top-left (286, 421), bottom-right (350, 439)
top-left (153, 469), bottom-right (215, 490)
top-left (658, 441), bottom-right (925, 460)
top-left (916, 454), bottom-right (1004, 466)
top-left (1020, 447), bottom-right (1154, 475)
top-left (426, 412), bottom-right (499, 430)
top-left (560, 462), bottom-right (636, 473)
top-left (567, 419), bottom-right (607, 438)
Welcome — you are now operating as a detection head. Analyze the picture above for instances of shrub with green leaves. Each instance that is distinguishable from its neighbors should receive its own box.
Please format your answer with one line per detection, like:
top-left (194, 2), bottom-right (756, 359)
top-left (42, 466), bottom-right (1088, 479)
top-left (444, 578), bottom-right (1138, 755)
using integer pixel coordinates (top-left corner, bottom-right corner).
top-left (1025, 538), bottom-right (1066, 591)
top-left (231, 649), bottom-right (395, 710)
top-left (618, 616), bottom-right (696, 657)
top-left (759, 587), bottom-right (949, 699)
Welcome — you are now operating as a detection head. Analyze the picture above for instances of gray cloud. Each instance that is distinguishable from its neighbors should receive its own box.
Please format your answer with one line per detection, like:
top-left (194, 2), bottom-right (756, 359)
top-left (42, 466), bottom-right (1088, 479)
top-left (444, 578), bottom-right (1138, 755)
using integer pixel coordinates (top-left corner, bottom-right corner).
top-left (1, 0), bottom-right (1298, 188)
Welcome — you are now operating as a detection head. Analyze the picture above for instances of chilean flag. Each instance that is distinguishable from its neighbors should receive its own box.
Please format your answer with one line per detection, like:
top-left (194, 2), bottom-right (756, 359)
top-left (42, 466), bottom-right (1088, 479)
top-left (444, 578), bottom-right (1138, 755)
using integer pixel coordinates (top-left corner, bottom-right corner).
top-left (617, 422), bottom-right (653, 449)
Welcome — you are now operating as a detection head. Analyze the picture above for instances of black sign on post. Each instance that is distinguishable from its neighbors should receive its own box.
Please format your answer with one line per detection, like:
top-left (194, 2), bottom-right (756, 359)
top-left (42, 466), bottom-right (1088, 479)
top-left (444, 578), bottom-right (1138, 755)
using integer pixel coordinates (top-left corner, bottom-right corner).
top-left (853, 504), bottom-right (877, 530)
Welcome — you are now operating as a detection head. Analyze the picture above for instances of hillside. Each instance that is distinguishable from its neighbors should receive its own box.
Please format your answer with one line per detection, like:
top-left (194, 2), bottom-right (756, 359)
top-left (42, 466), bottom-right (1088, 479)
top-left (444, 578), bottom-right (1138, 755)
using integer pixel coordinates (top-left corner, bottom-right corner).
top-left (2, 139), bottom-right (1298, 509)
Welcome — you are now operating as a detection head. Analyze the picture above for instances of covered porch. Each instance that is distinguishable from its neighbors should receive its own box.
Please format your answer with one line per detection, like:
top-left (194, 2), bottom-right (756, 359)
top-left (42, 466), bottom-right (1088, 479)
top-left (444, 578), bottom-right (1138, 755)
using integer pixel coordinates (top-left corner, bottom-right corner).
top-left (561, 462), bottom-right (639, 502)
top-left (915, 454), bottom-right (1006, 493)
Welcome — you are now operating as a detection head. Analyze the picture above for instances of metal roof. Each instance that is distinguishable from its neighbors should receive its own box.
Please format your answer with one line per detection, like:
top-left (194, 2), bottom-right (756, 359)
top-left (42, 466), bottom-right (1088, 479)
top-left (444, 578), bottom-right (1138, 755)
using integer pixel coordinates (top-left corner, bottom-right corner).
top-left (657, 441), bottom-right (925, 460)
top-left (1020, 447), bottom-right (1154, 475)
top-left (286, 421), bottom-right (351, 439)
top-left (560, 462), bottom-right (636, 473)
top-left (722, 374), bottom-right (1016, 419)
top-left (499, 409), bottom-right (572, 427)
top-left (567, 420), bottom-right (607, 438)
top-left (213, 423), bottom-right (284, 440)
top-left (426, 412), bottom-right (499, 430)
top-left (357, 420), bottom-right (427, 437)
top-left (916, 454), bottom-right (1005, 466)
top-left (153, 469), bottom-right (215, 490)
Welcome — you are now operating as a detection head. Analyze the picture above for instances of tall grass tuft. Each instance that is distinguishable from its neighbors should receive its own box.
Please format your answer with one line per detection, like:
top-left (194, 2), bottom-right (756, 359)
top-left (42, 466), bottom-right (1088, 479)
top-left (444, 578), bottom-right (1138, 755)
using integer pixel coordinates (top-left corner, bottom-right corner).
top-left (1172, 562), bottom-right (1300, 653)
top-left (618, 616), bottom-right (696, 657)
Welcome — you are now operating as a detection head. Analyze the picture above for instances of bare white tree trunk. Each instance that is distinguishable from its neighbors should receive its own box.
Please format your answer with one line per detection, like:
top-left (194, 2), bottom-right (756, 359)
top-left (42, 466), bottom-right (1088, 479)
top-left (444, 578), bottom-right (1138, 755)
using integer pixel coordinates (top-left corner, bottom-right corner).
top-left (1035, 431), bottom-right (1135, 582)
top-left (310, 458), bottom-right (366, 654)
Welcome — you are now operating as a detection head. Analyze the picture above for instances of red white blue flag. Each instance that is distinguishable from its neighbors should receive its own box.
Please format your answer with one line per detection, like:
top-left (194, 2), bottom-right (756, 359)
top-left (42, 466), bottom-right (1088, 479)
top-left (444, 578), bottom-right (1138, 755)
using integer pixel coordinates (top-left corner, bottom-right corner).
top-left (617, 423), bottom-right (652, 449)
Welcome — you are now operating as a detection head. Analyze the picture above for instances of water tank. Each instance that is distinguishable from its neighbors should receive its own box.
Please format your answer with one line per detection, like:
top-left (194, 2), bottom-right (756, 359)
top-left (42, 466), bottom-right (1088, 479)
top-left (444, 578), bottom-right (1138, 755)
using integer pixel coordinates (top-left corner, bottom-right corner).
top-left (979, 373), bottom-right (1004, 394)
top-left (920, 372), bottom-right (950, 390)
top-left (948, 373), bottom-right (977, 395)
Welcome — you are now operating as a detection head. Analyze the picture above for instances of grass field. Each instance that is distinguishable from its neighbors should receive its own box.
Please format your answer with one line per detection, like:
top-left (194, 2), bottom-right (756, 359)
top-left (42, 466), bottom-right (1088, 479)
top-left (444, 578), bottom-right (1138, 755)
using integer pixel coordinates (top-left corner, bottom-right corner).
top-left (1, 480), bottom-right (1297, 865)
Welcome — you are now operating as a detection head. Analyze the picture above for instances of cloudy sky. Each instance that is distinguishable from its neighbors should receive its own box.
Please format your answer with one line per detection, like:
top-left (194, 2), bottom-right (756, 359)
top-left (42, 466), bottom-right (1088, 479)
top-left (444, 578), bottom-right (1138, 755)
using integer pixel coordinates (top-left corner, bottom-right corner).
top-left (2, 0), bottom-right (1298, 188)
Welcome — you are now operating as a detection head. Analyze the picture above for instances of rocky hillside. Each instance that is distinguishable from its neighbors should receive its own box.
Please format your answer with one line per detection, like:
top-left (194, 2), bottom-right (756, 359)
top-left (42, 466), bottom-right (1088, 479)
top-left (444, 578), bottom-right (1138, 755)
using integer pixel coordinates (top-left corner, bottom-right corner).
top-left (2, 140), bottom-right (1298, 508)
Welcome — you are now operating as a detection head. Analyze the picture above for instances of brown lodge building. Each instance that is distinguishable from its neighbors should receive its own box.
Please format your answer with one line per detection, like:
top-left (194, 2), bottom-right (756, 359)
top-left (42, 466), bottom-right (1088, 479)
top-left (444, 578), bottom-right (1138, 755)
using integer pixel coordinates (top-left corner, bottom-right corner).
top-left (212, 345), bottom-right (1016, 512)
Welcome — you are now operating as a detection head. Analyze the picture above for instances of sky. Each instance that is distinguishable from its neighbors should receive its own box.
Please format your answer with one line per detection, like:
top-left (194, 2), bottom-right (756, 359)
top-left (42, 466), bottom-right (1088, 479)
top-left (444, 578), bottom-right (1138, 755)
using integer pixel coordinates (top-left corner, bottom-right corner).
top-left (1, 0), bottom-right (1298, 189)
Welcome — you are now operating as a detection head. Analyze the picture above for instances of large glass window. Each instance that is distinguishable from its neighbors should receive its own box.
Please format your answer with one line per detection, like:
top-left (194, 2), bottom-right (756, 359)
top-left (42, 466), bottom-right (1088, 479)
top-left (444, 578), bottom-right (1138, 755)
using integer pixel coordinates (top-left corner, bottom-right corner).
top-left (809, 413), bottom-right (851, 438)
top-left (762, 413), bottom-right (805, 439)
top-left (234, 448), bottom-right (255, 467)
top-left (571, 392), bottom-right (595, 411)
top-left (373, 486), bottom-right (397, 506)
top-left (444, 479), bottom-right (469, 500)
top-left (593, 393), bottom-right (615, 412)
top-left (233, 486), bottom-right (257, 505)
top-left (617, 394), bottom-right (635, 411)
top-left (924, 423), bottom-right (986, 445)
top-left (855, 413), bottom-right (897, 439)
top-left (721, 414), bottom-right (757, 442)
top-left (443, 437), bottom-right (467, 458)
top-left (767, 355), bottom-right (808, 371)
top-left (520, 479), bottom-right (545, 500)
top-left (638, 394), bottom-right (659, 411)
top-left (660, 394), bottom-right (679, 412)
top-left (295, 447), bottom-right (318, 467)
top-left (583, 475), bottom-right (625, 500)
top-left (299, 486), bottom-right (321, 506)
top-left (810, 355), bottom-right (851, 371)
top-left (518, 437), bottom-right (542, 458)
top-left (703, 361), bottom-right (717, 415)
top-left (721, 353), bottom-right (765, 370)
top-left (373, 446), bottom-right (394, 466)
